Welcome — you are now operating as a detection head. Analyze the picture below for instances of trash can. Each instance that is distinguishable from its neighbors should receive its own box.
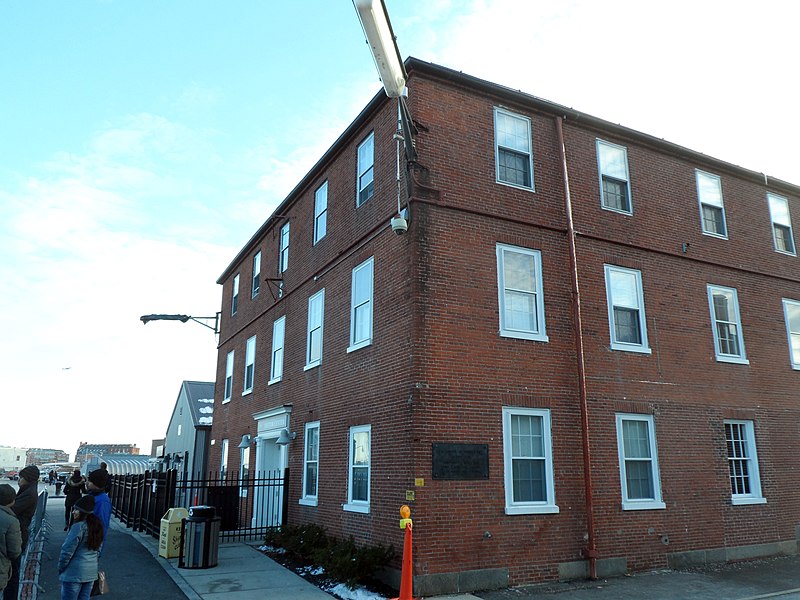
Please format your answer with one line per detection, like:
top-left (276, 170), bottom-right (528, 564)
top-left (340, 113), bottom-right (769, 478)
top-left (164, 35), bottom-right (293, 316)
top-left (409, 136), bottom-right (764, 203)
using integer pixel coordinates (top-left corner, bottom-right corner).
top-left (159, 508), bottom-right (189, 558)
top-left (179, 505), bottom-right (220, 569)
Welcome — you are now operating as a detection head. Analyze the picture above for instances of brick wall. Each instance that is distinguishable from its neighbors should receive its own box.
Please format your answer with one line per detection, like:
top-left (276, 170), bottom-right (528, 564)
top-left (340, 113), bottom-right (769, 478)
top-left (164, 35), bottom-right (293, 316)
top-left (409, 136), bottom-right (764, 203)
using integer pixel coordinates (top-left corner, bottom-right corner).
top-left (209, 60), bottom-right (800, 588)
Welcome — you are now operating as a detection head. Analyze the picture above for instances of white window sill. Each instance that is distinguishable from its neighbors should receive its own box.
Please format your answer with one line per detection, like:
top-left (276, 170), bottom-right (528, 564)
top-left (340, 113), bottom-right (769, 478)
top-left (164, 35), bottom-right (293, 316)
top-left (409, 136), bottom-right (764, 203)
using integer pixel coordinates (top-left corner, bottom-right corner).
top-left (505, 504), bottom-right (559, 516)
top-left (495, 178), bottom-right (535, 193)
top-left (343, 503), bottom-right (370, 514)
top-left (774, 249), bottom-right (797, 257)
top-left (701, 231), bottom-right (728, 240)
top-left (792, 364), bottom-right (800, 371)
top-left (731, 496), bottom-right (767, 506)
top-left (601, 205), bottom-right (633, 216)
top-left (715, 355), bottom-right (750, 365)
top-left (242, 389), bottom-right (252, 396)
top-left (622, 500), bottom-right (666, 511)
top-left (347, 340), bottom-right (372, 353)
top-left (500, 331), bottom-right (549, 343)
top-left (268, 377), bottom-right (282, 386)
top-left (304, 361), bottom-right (321, 371)
top-left (222, 398), bottom-right (231, 405)
top-left (299, 498), bottom-right (318, 507)
top-left (610, 343), bottom-right (652, 354)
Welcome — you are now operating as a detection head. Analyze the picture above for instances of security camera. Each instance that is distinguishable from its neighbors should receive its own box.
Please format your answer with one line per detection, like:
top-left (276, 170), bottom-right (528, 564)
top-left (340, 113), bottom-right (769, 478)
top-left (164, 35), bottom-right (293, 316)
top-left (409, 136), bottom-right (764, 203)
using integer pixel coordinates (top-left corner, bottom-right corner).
top-left (391, 216), bottom-right (408, 235)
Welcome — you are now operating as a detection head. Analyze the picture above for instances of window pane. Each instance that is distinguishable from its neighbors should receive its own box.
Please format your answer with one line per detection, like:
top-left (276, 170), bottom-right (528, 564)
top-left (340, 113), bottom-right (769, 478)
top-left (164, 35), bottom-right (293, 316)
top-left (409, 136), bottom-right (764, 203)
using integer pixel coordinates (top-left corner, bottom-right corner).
top-left (498, 148), bottom-right (531, 187)
top-left (599, 143), bottom-right (627, 180)
top-left (352, 431), bottom-right (369, 465)
top-left (712, 292), bottom-right (732, 321)
top-left (512, 458), bottom-right (545, 502)
top-left (625, 460), bottom-right (655, 499)
top-left (496, 112), bottom-right (530, 154)
top-left (511, 415), bottom-right (543, 457)
top-left (610, 270), bottom-right (638, 308)
top-left (716, 322), bottom-right (740, 356)
top-left (351, 466), bottom-right (369, 501)
top-left (305, 463), bottom-right (318, 496)
top-left (775, 225), bottom-right (795, 253)
top-left (614, 307), bottom-right (642, 344)
top-left (702, 205), bottom-right (725, 235)
top-left (622, 420), bottom-right (651, 459)
top-left (769, 194), bottom-right (791, 226)
top-left (602, 177), bottom-right (629, 211)
top-left (697, 172), bottom-right (723, 207)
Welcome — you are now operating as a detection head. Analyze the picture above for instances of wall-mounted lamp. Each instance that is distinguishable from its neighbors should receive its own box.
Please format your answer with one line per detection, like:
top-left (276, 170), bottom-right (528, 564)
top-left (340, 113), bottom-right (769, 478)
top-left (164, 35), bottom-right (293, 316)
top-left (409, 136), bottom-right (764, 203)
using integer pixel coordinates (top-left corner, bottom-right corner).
top-left (238, 434), bottom-right (252, 449)
top-left (275, 429), bottom-right (296, 446)
top-left (173, 454), bottom-right (183, 465)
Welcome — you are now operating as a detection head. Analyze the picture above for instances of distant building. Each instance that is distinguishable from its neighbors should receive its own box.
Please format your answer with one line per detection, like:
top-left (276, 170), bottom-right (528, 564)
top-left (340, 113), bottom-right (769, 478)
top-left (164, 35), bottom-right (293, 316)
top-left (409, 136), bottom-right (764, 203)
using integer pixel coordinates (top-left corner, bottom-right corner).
top-left (26, 448), bottom-right (69, 466)
top-left (163, 381), bottom-right (215, 479)
top-left (0, 446), bottom-right (28, 472)
top-left (83, 453), bottom-right (152, 476)
top-left (75, 442), bottom-right (139, 464)
top-left (150, 439), bottom-right (165, 458)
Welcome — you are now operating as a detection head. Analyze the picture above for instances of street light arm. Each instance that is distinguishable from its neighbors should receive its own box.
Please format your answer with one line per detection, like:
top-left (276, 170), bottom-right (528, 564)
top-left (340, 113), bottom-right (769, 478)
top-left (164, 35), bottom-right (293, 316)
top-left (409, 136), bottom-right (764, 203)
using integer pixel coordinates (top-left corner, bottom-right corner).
top-left (140, 313), bottom-right (219, 334)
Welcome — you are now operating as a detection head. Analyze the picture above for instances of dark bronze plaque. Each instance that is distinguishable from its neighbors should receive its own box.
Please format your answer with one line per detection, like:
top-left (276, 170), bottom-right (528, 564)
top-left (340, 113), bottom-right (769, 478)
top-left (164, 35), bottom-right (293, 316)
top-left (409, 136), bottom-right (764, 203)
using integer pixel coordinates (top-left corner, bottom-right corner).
top-left (432, 443), bottom-right (489, 480)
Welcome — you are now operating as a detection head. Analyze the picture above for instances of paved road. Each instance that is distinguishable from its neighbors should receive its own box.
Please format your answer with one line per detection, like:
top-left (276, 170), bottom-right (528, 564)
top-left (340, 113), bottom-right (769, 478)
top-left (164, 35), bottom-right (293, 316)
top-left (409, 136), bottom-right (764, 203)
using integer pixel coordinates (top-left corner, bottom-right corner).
top-left (39, 492), bottom-right (189, 600)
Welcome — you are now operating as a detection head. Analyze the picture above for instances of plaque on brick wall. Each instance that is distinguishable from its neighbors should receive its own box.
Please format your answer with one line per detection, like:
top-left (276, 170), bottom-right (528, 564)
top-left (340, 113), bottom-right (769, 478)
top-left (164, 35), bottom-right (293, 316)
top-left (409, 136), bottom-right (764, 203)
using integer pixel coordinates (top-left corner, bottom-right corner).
top-left (432, 443), bottom-right (489, 480)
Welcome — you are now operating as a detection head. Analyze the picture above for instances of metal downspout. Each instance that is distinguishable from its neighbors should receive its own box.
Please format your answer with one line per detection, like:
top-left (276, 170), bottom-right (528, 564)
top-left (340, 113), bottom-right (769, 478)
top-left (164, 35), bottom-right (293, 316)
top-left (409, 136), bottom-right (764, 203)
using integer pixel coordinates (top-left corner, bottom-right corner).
top-left (554, 116), bottom-right (598, 579)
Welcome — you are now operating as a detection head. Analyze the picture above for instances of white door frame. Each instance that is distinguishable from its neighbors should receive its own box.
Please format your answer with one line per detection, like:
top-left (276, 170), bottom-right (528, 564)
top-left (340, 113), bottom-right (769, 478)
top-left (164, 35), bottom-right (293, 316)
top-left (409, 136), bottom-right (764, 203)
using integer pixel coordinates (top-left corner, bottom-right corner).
top-left (252, 405), bottom-right (292, 528)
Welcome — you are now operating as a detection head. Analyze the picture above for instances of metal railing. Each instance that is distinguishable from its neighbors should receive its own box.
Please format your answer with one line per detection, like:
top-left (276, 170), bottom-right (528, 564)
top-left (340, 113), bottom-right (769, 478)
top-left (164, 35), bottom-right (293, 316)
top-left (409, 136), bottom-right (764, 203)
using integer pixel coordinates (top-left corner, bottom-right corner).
top-left (16, 488), bottom-right (49, 600)
top-left (109, 468), bottom-right (288, 543)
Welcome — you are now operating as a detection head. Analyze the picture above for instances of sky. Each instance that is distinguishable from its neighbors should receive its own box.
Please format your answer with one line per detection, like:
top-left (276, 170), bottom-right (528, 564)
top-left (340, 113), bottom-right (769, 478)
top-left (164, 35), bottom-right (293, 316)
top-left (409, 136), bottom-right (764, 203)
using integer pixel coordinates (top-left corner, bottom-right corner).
top-left (1, 1), bottom-right (798, 461)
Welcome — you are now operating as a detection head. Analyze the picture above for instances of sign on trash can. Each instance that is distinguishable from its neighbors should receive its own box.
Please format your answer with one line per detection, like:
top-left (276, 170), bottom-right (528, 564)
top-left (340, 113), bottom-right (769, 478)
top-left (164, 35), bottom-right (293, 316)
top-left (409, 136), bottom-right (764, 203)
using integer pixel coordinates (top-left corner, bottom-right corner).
top-left (159, 508), bottom-right (189, 558)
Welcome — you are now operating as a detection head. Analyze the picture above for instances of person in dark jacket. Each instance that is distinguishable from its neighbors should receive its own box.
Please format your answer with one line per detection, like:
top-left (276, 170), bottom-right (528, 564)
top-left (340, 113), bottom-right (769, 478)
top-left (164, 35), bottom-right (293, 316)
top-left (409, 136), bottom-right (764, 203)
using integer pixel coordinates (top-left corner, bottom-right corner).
top-left (63, 471), bottom-right (86, 531)
top-left (0, 485), bottom-right (22, 595)
top-left (98, 463), bottom-right (112, 494)
top-left (59, 495), bottom-right (102, 600)
top-left (3, 465), bottom-right (38, 600)
top-left (86, 470), bottom-right (111, 553)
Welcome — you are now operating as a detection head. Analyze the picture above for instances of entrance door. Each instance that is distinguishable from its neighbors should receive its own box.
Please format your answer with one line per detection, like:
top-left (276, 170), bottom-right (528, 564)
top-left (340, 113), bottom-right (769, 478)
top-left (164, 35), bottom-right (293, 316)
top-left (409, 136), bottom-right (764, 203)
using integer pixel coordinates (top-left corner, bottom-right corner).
top-left (253, 437), bottom-right (284, 528)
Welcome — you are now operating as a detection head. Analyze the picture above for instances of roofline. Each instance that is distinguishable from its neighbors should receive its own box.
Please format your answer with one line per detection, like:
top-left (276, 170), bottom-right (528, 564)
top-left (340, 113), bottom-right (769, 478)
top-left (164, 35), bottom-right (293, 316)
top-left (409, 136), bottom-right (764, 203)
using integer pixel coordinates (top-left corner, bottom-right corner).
top-left (405, 57), bottom-right (800, 194)
top-left (217, 56), bottom-right (799, 284)
top-left (217, 87), bottom-right (389, 284)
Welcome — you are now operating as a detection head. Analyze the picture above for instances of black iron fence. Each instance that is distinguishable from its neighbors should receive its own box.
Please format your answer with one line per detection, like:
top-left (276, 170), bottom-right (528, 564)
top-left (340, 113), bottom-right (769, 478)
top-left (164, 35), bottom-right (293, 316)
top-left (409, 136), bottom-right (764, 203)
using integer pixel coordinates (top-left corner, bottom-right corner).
top-left (109, 469), bottom-right (289, 543)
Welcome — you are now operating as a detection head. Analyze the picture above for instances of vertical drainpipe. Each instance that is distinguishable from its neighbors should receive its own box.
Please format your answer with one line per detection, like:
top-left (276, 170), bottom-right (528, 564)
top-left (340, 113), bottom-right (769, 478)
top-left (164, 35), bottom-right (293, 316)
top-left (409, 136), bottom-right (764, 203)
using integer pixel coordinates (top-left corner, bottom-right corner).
top-left (554, 116), bottom-right (598, 579)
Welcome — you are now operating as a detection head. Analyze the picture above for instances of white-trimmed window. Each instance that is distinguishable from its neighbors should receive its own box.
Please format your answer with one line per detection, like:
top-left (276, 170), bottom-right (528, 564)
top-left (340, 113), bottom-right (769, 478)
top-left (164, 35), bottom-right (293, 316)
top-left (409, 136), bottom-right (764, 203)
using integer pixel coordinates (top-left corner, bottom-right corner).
top-left (314, 181), bottom-right (328, 244)
top-left (707, 285), bottom-right (748, 364)
top-left (223, 350), bottom-right (234, 403)
top-left (305, 289), bottom-right (325, 369)
top-left (300, 422), bottom-right (320, 506)
top-left (494, 107), bottom-right (534, 190)
top-left (252, 251), bottom-right (261, 298)
top-left (604, 265), bottom-right (650, 353)
top-left (243, 336), bottom-right (256, 394)
top-left (357, 133), bottom-right (374, 206)
top-left (724, 420), bottom-right (766, 505)
top-left (615, 414), bottom-right (665, 510)
top-left (269, 316), bottom-right (286, 384)
top-left (768, 193), bottom-right (796, 255)
top-left (783, 298), bottom-right (800, 370)
top-left (239, 445), bottom-right (250, 498)
top-left (496, 244), bottom-right (548, 342)
top-left (502, 407), bottom-right (558, 515)
top-left (597, 139), bottom-right (632, 214)
top-left (696, 170), bottom-right (727, 238)
top-left (231, 274), bottom-right (240, 316)
top-left (348, 257), bottom-right (374, 352)
top-left (220, 438), bottom-right (229, 480)
top-left (279, 222), bottom-right (290, 273)
top-left (344, 424), bottom-right (371, 513)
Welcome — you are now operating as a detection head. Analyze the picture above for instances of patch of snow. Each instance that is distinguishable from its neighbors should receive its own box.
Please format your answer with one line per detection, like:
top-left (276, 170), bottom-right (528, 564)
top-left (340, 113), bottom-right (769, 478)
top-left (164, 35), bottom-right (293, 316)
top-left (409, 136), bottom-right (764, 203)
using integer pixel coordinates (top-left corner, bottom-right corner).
top-left (197, 398), bottom-right (214, 403)
top-left (198, 417), bottom-right (213, 425)
top-left (325, 582), bottom-right (388, 600)
top-left (199, 407), bottom-right (213, 414)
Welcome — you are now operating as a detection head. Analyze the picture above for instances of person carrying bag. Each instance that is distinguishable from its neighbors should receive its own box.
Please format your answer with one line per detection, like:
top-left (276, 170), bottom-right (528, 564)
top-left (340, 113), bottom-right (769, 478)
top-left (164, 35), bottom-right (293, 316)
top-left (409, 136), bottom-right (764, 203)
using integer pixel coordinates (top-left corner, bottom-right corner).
top-left (58, 496), bottom-right (105, 600)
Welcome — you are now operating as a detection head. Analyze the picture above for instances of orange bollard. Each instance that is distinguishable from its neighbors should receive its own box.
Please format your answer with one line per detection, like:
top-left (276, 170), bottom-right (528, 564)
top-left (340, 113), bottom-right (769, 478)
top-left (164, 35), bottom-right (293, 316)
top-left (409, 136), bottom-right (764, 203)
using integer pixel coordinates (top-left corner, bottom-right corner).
top-left (392, 505), bottom-right (417, 600)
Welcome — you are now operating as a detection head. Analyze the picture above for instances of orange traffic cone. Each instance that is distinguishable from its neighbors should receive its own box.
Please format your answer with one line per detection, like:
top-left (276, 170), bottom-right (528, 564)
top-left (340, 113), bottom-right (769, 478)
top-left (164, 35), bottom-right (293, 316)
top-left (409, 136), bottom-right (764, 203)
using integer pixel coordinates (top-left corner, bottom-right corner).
top-left (392, 506), bottom-right (416, 600)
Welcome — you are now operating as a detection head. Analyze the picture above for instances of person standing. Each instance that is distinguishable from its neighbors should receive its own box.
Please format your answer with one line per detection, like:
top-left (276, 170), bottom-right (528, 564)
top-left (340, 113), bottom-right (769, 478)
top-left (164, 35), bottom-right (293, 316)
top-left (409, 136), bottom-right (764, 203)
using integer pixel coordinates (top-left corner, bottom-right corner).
top-left (0, 485), bottom-right (22, 596)
top-left (85, 470), bottom-right (111, 551)
top-left (98, 463), bottom-right (112, 494)
top-left (58, 495), bottom-right (102, 600)
top-left (63, 471), bottom-right (86, 531)
top-left (3, 465), bottom-right (38, 600)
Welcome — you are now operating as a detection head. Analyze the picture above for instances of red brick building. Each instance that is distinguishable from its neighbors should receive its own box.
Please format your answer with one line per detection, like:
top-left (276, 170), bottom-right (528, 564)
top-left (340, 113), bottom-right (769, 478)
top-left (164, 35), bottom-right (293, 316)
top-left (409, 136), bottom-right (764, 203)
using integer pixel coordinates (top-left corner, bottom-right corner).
top-left (209, 58), bottom-right (800, 594)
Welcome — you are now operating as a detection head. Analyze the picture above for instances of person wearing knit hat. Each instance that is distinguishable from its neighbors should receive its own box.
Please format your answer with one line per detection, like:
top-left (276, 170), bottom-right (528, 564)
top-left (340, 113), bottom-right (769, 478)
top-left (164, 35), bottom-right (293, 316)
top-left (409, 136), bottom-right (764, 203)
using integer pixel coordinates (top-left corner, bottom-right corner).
top-left (0, 484), bottom-right (21, 595)
top-left (86, 470), bottom-right (111, 552)
top-left (60, 489), bottom-right (103, 599)
top-left (2, 467), bottom-right (36, 600)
